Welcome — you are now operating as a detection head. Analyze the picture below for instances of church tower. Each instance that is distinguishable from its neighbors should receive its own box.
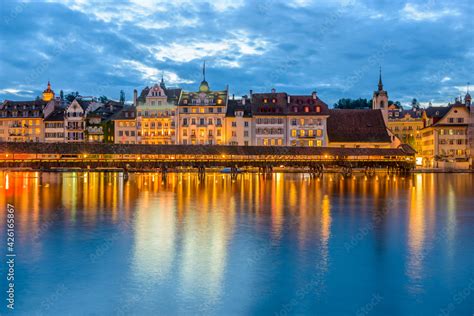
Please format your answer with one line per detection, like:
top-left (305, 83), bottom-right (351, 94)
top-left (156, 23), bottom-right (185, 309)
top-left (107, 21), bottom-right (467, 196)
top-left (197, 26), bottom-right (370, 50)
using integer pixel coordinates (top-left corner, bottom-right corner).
top-left (372, 68), bottom-right (389, 122)
top-left (42, 81), bottom-right (55, 102)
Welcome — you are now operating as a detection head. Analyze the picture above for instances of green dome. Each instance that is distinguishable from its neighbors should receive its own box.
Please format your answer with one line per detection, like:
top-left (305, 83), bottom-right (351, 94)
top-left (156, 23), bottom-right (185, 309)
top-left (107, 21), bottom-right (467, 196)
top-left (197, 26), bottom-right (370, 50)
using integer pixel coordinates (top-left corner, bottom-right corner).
top-left (199, 80), bottom-right (209, 92)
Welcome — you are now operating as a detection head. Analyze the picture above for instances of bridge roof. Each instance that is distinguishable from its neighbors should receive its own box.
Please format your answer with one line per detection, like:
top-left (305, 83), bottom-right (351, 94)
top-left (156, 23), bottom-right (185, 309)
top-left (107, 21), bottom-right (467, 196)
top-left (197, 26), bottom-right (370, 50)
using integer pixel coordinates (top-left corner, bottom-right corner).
top-left (0, 142), bottom-right (413, 157)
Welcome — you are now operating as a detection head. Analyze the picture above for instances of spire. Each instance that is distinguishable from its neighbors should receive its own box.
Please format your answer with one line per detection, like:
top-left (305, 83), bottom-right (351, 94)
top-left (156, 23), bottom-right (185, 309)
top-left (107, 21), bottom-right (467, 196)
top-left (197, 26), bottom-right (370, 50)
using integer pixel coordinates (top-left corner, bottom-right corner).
top-left (160, 71), bottom-right (166, 89)
top-left (199, 61), bottom-right (209, 92)
top-left (203, 60), bottom-right (206, 81)
top-left (47, 80), bottom-right (51, 89)
top-left (378, 66), bottom-right (383, 91)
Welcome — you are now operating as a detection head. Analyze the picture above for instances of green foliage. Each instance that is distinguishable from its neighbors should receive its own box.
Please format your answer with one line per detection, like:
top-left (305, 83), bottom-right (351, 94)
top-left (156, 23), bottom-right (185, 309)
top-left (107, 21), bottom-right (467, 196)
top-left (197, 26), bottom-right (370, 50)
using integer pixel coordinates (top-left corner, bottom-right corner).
top-left (119, 90), bottom-right (125, 104)
top-left (99, 95), bottom-right (109, 103)
top-left (334, 98), bottom-right (371, 109)
top-left (65, 91), bottom-right (80, 102)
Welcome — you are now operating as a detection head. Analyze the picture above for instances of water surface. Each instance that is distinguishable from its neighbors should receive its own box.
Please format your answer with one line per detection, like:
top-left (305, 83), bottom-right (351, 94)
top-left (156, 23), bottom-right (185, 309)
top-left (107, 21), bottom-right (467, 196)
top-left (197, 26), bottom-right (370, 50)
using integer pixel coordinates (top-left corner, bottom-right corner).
top-left (0, 172), bottom-right (473, 315)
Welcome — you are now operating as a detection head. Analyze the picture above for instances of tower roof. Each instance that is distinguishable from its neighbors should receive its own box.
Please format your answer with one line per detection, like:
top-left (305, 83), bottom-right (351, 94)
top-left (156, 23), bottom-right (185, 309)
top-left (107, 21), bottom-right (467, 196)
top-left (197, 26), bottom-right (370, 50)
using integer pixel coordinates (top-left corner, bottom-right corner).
top-left (198, 61), bottom-right (209, 92)
top-left (378, 67), bottom-right (384, 91)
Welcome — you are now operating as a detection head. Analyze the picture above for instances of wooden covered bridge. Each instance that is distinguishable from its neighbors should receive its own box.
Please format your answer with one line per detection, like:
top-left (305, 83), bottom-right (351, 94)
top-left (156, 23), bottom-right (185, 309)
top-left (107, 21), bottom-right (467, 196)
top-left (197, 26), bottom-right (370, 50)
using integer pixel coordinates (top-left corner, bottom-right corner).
top-left (0, 142), bottom-right (415, 175)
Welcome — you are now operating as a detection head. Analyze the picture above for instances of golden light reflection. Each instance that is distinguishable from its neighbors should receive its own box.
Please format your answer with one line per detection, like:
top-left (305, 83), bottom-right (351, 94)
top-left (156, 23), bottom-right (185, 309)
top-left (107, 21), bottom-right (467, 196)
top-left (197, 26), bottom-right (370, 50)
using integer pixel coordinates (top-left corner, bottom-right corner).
top-left (406, 173), bottom-right (426, 293)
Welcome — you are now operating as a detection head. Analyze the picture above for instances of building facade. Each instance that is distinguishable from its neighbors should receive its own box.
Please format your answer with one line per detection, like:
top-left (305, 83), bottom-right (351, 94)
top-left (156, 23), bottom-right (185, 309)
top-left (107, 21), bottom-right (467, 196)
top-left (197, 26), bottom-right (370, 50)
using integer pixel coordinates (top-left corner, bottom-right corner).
top-left (177, 68), bottom-right (228, 145)
top-left (225, 99), bottom-right (253, 146)
top-left (113, 107), bottom-right (137, 144)
top-left (136, 80), bottom-right (181, 145)
top-left (421, 99), bottom-right (471, 168)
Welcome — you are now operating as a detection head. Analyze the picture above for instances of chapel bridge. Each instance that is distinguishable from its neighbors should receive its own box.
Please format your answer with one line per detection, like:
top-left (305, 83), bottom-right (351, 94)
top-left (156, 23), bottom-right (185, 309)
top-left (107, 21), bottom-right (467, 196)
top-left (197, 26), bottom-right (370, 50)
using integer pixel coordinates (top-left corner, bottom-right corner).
top-left (0, 142), bottom-right (415, 175)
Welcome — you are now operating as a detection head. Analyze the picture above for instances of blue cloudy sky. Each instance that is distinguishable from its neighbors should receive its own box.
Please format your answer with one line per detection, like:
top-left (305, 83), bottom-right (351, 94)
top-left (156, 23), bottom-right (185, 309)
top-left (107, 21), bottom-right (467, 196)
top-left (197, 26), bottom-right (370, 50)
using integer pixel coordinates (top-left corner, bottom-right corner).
top-left (0, 0), bottom-right (472, 106)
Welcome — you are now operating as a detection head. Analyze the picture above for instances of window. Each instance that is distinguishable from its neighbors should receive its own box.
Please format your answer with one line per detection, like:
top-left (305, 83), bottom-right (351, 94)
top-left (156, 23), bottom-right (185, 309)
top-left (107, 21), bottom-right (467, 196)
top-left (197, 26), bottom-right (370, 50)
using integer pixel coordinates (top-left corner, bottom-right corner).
top-left (232, 131), bottom-right (237, 137)
top-left (291, 129), bottom-right (297, 137)
top-left (217, 108), bottom-right (222, 113)
top-left (458, 118), bottom-right (464, 123)
top-left (232, 122), bottom-right (237, 127)
top-left (183, 129), bottom-right (187, 136)
top-left (244, 122), bottom-right (249, 127)
top-left (244, 131), bottom-right (249, 137)
top-left (449, 118), bottom-right (454, 123)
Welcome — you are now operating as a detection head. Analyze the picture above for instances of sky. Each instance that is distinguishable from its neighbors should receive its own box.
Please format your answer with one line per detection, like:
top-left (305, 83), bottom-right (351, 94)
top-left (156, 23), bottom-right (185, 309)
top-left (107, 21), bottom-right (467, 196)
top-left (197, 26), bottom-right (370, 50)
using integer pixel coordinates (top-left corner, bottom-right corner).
top-left (0, 0), bottom-right (472, 107)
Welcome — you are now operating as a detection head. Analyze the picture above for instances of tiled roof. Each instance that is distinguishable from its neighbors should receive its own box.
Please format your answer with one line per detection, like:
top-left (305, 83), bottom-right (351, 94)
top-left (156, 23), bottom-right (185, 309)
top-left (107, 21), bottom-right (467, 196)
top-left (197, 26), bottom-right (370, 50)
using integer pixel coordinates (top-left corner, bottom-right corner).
top-left (288, 95), bottom-right (329, 115)
top-left (0, 142), bottom-right (413, 157)
top-left (1, 99), bottom-right (47, 110)
top-left (327, 109), bottom-right (391, 143)
top-left (424, 105), bottom-right (451, 118)
top-left (111, 107), bottom-right (136, 120)
top-left (226, 99), bottom-right (252, 117)
top-left (251, 92), bottom-right (288, 115)
top-left (44, 110), bottom-right (65, 121)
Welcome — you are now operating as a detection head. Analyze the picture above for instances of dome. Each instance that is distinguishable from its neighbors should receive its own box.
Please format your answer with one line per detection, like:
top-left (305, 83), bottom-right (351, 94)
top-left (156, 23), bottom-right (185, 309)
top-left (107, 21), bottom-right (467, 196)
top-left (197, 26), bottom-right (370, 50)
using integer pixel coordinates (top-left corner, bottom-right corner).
top-left (199, 80), bottom-right (209, 92)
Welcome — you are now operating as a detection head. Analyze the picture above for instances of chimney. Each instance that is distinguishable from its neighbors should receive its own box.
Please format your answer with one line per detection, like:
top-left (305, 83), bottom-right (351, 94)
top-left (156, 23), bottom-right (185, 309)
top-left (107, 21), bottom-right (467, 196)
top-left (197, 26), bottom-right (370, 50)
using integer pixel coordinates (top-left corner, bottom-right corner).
top-left (312, 91), bottom-right (317, 100)
top-left (249, 89), bottom-right (253, 98)
top-left (287, 95), bottom-right (290, 103)
top-left (271, 88), bottom-right (276, 93)
top-left (133, 89), bottom-right (138, 106)
top-left (232, 94), bottom-right (235, 100)
top-left (242, 97), bottom-right (246, 105)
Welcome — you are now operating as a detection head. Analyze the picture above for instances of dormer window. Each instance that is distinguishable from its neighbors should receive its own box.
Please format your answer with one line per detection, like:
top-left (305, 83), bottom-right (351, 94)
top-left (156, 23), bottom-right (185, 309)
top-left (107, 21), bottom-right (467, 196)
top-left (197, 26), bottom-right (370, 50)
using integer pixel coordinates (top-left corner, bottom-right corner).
top-left (263, 98), bottom-right (268, 103)
top-left (316, 106), bottom-right (321, 113)
top-left (304, 106), bottom-right (309, 113)
top-left (272, 98), bottom-right (277, 103)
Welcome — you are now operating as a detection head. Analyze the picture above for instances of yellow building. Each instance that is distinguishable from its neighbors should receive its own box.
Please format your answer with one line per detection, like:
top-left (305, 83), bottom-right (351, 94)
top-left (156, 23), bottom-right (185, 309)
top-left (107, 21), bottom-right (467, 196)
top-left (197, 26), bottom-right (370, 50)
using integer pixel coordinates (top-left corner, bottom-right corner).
top-left (421, 100), bottom-right (471, 169)
top-left (387, 108), bottom-right (424, 154)
top-left (112, 107), bottom-right (137, 144)
top-left (225, 99), bottom-right (253, 146)
top-left (0, 100), bottom-right (49, 142)
top-left (136, 81), bottom-right (181, 145)
top-left (177, 65), bottom-right (228, 145)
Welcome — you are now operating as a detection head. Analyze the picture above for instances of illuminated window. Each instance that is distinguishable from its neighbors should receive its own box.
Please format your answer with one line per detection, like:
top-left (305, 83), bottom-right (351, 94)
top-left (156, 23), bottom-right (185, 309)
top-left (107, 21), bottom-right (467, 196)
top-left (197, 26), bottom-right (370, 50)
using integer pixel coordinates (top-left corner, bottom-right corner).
top-left (309, 140), bottom-right (313, 146)
top-left (316, 140), bottom-right (322, 146)
top-left (200, 108), bottom-right (204, 113)
top-left (316, 129), bottom-right (322, 137)
top-left (291, 129), bottom-right (296, 137)
top-left (263, 99), bottom-right (268, 103)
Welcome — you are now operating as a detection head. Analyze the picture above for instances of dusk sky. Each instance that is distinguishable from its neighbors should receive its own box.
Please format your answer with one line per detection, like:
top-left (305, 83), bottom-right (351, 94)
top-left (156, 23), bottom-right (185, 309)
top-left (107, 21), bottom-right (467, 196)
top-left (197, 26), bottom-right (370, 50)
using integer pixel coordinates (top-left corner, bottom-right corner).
top-left (0, 0), bottom-right (472, 106)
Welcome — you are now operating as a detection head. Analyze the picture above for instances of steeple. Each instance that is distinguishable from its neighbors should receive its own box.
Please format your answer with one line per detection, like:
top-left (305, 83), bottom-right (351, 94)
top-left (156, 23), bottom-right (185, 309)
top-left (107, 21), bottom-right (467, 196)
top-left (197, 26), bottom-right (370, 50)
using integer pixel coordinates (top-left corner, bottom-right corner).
top-left (378, 66), bottom-right (383, 91)
top-left (199, 61), bottom-right (209, 92)
top-left (160, 72), bottom-right (166, 89)
top-left (465, 82), bottom-right (471, 106)
top-left (42, 80), bottom-right (55, 102)
top-left (203, 60), bottom-right (206, 81)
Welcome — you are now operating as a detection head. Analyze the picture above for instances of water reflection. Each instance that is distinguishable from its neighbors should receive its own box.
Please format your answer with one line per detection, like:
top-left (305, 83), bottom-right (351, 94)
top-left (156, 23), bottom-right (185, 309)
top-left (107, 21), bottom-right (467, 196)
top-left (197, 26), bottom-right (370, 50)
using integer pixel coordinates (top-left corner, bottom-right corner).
top-left (0, 171), bottom-right (473, 315)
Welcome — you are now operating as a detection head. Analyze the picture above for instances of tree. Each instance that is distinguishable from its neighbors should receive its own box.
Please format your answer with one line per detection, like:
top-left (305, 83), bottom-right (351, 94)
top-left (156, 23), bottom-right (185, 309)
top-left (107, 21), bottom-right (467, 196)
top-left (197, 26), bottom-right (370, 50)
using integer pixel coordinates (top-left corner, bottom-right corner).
top-left (119, 90), bottom-right (125, 104)
top-left (65, 91), bottom-right (79, 102)
top-left (334, 98), bottom-right (371, 109)
top-left (411, 98), bottom-right (420, 110)
top-left (99, 95), bottom-right (109, 103)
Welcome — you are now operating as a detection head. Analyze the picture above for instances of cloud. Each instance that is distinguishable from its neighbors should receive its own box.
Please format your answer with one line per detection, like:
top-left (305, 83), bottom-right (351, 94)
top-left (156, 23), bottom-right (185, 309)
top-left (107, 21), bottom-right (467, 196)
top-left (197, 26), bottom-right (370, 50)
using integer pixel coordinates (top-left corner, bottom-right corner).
top-left (401, 3), bottom-right (460, 21)
top-left (151, 31), bottom-right (270, 65)
top-left (1, 0), bottom-right (473, 106)
top-left (119, 60), bottom-right (194, 85)
top-left (0, 88), bottom-right (34, 97)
